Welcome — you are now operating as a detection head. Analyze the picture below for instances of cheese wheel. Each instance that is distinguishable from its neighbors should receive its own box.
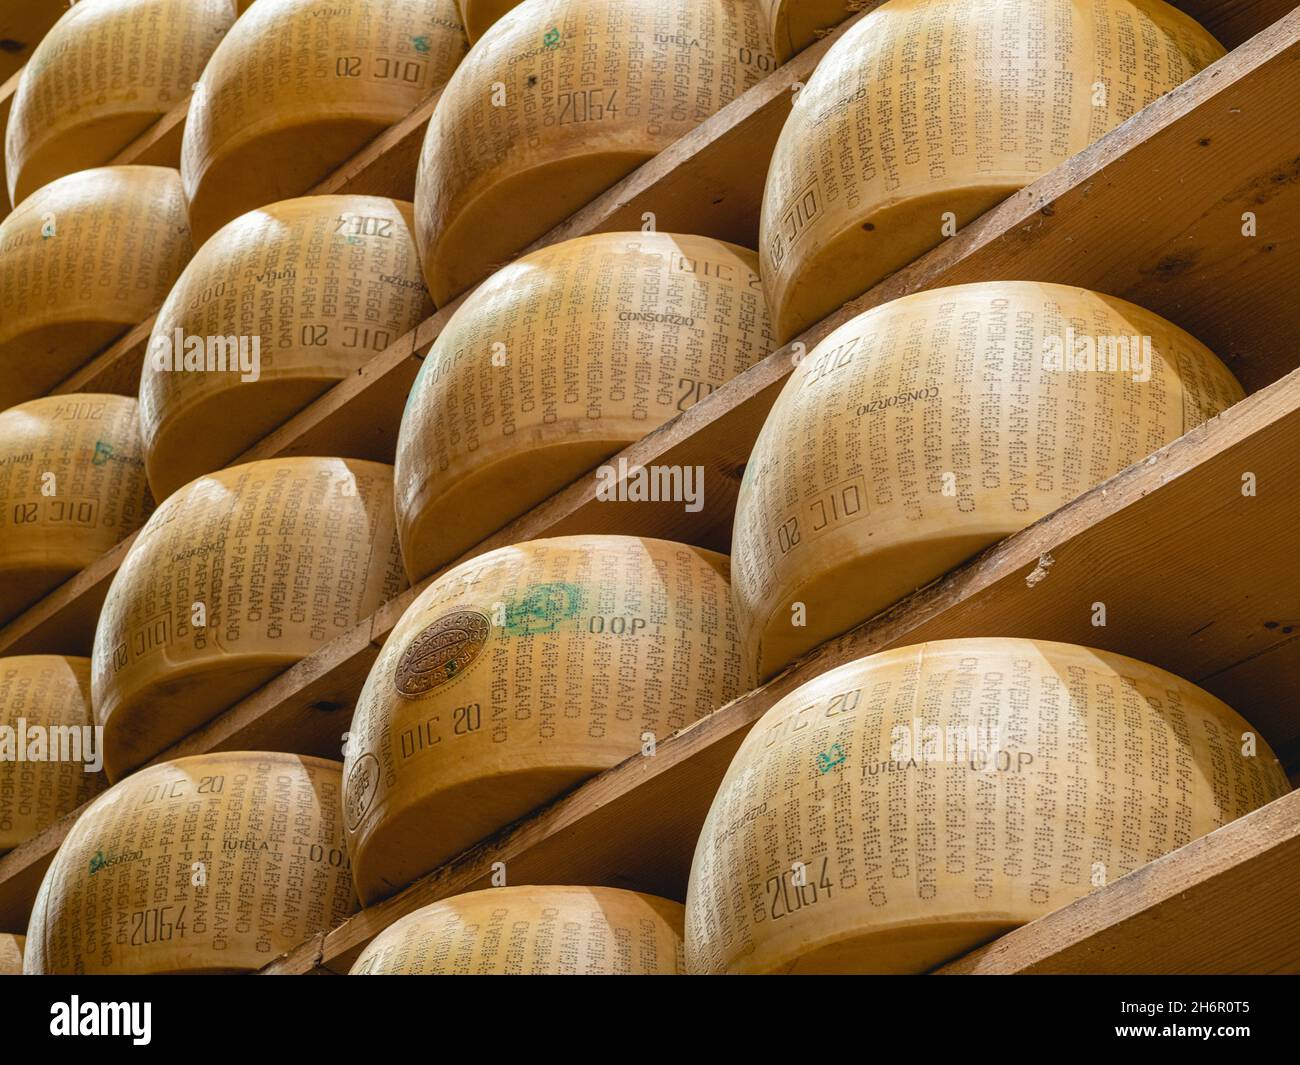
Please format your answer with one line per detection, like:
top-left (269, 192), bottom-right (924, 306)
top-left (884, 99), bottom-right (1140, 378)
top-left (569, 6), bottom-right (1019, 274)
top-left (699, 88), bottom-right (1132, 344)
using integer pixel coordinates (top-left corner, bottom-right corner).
top-left (140, 195), bottom-right (433, 501)
top-left (0, 166), bottom-right (192, 407)
top-left (344, 534), bottom-right (751, 904)
top-left (92, 457), bottom-right (407, 782)
top-left (686, 638), bottom-right (1292, 974)
top-left (456, 0), bottom-right (522, 44)
top-left (732, 282), bottom-right (1243, 680)
top-left (23, 752), bottom-right (355, 974)
top-left (396, 231), bottom-right (774, 580)
top-left (765, 0), bottom-right (856, 63)
top-left (4, 0), bottom-right (235, 208)
top-left (0, 934), bottom-right (22, 975)
top-left (415, 0), bottom-right (775, 305)
top-left (182, 0), bottom-right (467, 246)
top-left (0, 656), bottom-right (106, 853)
top-left (0, 395), bottom-right (154, 626)
top-left (760, 0), bottom-right (1225, 341)
top-left (351, 886), bottom-right (685, 973)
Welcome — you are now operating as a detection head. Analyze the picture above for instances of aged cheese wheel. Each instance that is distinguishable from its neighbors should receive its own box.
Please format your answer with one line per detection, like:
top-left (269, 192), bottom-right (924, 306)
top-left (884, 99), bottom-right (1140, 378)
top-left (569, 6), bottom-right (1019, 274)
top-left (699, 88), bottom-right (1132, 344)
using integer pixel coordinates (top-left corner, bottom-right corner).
top-left (344, 534), bottom-right (750, 904)
top-left (416, 0), bottom-right (775, 305)
top-left (0, 166), bottom-right (192, 407)
top-left (0, 395), bottom-right (153, 625)
top-left (92, 457), bottom-right (407, 782)
top-left (686, 638), bottom-right (1292, 974)
top-left (765, 0), bottom-right (856, 63)
top-left (456, 0), bottom-right (522, 44)
top-left (182, 0), bottom-right (467, 246)
top-left (396, 231), bottom-right (774, 580)
top-left (351, 886), bottom-right (685, 973)
top-left (23, 752), bottom-right (355, 974)
top-left (4, 0), bottom-right (235, 208)
top-left (0, 656), bottom-right (106, 853)
top-left (761, 0), bottom-right (1225, 341)
top-left (140, 195), bottom-right (433, 501)
top-left (0, 934), bottom-right (22, 975)
top-left (732, 282), bottom-right (1243, 680)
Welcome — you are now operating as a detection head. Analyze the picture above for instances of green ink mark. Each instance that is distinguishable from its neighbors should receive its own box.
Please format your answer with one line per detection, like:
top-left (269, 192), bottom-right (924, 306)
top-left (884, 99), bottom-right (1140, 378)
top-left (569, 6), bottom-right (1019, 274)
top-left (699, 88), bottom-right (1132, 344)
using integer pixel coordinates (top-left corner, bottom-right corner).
top-left (412, 35), bottom-right (431, 53)
top-left (89, 850), bottom-right (107, 875)
top-left (502, 582), bottom-right (583, 635)
top-left (91, 440), bottom-right (114, 466)
top-left (543, 26), bottom-right (561, 48)
top-left (816, 743), bottom-right (846, 774)
top-left (345, 234), bottom-right (363, 245)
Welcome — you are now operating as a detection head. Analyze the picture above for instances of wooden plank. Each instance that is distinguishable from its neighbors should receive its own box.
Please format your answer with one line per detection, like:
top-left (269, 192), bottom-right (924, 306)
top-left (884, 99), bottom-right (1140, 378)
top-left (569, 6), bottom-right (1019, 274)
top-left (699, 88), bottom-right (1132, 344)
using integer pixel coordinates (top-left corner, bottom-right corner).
top-left (937, 788), bottom-right (1300, 974)
top-left (108, 93), bottom-right (190, 168)
top-left (52, 315), bottom-right (157, 398)
top-left (1179, 0), bottom-right (1300, 48)
top-left (258, 361), bottom-right (1300, 974)
top-left (311, 90), bottom-right (444, 202)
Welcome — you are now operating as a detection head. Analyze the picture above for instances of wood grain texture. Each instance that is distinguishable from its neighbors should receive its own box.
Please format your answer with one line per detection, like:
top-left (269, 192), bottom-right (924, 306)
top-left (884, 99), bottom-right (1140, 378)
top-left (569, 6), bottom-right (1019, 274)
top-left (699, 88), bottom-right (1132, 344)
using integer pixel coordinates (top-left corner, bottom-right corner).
top-left (936, 788), bottom-right (1300, 974)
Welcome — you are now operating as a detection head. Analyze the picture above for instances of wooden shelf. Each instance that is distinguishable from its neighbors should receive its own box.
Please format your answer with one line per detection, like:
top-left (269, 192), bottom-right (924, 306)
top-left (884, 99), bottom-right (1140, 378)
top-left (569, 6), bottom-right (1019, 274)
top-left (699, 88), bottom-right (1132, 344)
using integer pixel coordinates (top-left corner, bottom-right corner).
top-left (1, 0), bottom-right (1297, 974)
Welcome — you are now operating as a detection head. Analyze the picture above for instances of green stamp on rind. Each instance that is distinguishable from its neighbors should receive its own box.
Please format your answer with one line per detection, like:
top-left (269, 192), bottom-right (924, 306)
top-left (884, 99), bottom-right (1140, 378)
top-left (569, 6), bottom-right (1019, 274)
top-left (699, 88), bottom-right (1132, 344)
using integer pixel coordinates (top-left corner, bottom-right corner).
top-left (501, 582), bottom-right (584, 635)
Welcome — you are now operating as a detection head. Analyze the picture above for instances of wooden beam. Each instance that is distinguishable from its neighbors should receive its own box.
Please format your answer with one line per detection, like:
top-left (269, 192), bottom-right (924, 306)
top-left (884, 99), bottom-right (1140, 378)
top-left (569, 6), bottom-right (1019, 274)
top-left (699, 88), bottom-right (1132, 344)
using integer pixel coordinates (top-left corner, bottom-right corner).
top-left (936, 788), bottom-right (1300, 974)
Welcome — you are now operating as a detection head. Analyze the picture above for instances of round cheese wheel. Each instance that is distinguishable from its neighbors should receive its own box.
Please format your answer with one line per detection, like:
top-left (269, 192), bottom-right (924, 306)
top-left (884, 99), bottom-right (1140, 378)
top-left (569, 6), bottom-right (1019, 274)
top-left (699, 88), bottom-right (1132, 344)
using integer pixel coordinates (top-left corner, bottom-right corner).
top-left (456, 0), bottom-right (522, 44)
top-left (0, 166), bottom-right (193, 407)
top-left (139, 195), bottom-right (433, 501)
top-left (351, 885), bottom-right (685, 973)
top-left (686, 638), bottom-right (1292, 974)
top-left (23, 752), bottom-right (355, 974)
top-left (4, 0), bottom-right (235, 208)
top-left (0, 656), bottom-right (106, 853)
top-left (764, 0), bottom-right (855, 63)
top-left (396, 231), bottom-right (774, 580)
top-left (182, 0), bottom-right (467, 246)
top-left (0, 394), bottom-right (154, 626)
top-left (344, 534), bottom-right (751, 905)
top-left (0, 934), bottom-right (22, 975)
top-left (760, 0), bottom-right (1225, 341)
top-left (415, 0), bottom-right (775, 305)
top-left (92, 457), bottom-right (407, 782)
top-left (732, 281), bottom-right (1243, 680)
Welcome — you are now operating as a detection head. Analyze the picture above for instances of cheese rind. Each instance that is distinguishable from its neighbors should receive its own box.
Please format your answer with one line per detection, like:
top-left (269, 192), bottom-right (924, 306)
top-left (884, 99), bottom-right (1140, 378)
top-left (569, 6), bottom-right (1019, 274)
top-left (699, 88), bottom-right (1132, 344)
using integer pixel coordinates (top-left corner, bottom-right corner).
top-left (0, 656), bottom-right (106, 853)
top-left (24, 752), bottom-right (355, 974)
top-left (4, 0), bottom-right (235, 207)
top-left (764, 0), bottom-right (856, 63)
top-left (0, 167), bottom-right (193, 407)
top-left (0, 934), bottom-right (22, 975)
top-left (686, 638), bottom-right (1291, 974)
top-left (0, 394), bottom-right (154, 625)
top-left (140, 195), bottom-right (432, 500)
top-left (92, 457), bottom-right (407, 782)
top-left (455, 0), bottom-right (523, 43)
top-left (351, 886), bottom-right (685, 973)
top-left (343, 534), bottom-right (751, 905)
top-left (416, 0), bottom-right (775, 305)
top-left (396, 231), bottom-right (774, 580)
top-left (182, 0), bottom-right (467, 245)
top-left (731, 281), bottom-right (1244, 680)
top-left (760, 0), bottom-right (1225, 341)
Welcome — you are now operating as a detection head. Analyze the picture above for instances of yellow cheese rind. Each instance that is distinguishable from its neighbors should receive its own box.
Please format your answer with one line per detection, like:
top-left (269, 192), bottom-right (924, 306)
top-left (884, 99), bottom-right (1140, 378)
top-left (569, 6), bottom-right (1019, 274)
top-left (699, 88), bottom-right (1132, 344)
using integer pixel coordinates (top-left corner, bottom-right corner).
top-left (140, 195), bottom-right (432, 500)
top-left (24, 752), bottom-right (356, 974)
top-left (0, 167), bottom-right (193, 407)
top-left (686, 638), bottom-right (1291, 974)
top-left (0, 394), bottom-right (154, 626)
top-left (456, 0), bottom-right (523, 44)
top-left (343, 534), bottom-right (751, 905)
top-left (0, 934), bottom-right (22, 975)
top-left (764, 0), bottom-right (856, 63)
top-left (182, 0), bottom-right (467, 246)
top-left (4, 0), bottom-right (235, 208)
top-left (395, 231), bottom-right (774, 580)
top-left (91, 457), bottom-right (407, 782)
top-left (732, 281), bottom-right (1244, 680)
top-left (351, 885), bottom-right (685, 973)
top-left (760, 0), bottom-right (1225, 341)
top-left (416, 0), bottom-right (775, 305)
top-left (0, 656), bottom-right (106, 853)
